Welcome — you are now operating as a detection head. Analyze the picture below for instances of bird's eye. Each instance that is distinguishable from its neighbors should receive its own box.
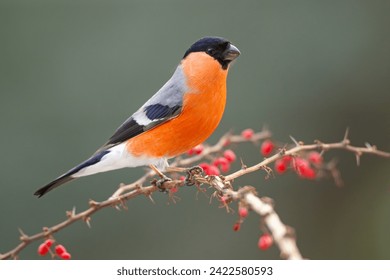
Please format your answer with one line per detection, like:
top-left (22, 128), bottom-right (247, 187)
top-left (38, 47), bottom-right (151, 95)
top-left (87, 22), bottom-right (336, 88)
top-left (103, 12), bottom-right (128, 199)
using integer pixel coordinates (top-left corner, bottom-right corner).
top-left (206, 48), bottom-right (216, 55)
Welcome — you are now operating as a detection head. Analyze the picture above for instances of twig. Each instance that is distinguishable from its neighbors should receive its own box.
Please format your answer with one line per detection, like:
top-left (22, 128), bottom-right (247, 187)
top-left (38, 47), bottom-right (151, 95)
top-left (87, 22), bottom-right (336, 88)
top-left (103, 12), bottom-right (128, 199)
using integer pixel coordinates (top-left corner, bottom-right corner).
top-left (209, 177), bottom-right (303, 259)
top-left (1, 129), bottom-right (388, 260)
top-left (1, 180), bottom-right (184, 260)
top-left (225, 137), bottom-right (389, 181)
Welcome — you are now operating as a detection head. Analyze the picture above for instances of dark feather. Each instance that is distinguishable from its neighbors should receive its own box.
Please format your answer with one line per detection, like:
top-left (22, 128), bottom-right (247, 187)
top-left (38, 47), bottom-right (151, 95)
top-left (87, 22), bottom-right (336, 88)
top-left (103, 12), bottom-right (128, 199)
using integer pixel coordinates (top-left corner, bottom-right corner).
top-left (144, 104), bottom-right (181, 120)
top-left (104, 104), bottom-right (182, 147)
top-left (34, 175), bottom-right (75, 197)
top-left (35, 151), bottom-right (110, 197)
top-left (105, 118), bottom-right (145, 146)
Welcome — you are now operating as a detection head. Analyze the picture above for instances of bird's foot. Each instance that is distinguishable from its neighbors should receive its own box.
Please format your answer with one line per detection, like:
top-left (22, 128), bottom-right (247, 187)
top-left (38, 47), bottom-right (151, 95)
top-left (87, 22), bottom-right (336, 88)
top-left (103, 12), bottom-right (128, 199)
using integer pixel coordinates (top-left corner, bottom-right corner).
top-left (149, 164), bottom-right (172, 192)
top-left (154, 175), bottom-right (172, 192)
top-left (185, 166), bottom-right (204, 186)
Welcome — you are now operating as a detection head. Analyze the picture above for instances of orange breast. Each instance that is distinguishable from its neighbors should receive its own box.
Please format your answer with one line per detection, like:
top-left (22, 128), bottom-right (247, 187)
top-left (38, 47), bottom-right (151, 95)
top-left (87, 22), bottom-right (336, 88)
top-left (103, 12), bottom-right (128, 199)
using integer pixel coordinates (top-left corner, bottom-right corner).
top-left (127, 52), bottom-right (228, 158)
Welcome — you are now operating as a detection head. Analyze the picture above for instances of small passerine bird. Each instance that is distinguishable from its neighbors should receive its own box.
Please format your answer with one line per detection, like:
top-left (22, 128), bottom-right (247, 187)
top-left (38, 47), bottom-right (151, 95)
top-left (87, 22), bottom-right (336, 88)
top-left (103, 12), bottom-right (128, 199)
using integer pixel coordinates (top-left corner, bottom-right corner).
top-left (35, 36), bottom-right (240, 197)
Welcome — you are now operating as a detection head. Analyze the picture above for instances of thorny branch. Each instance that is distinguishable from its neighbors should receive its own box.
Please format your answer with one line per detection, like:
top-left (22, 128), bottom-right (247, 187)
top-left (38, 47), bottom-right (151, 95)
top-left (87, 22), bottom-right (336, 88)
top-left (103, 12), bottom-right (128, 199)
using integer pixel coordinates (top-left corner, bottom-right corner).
top-left (1, 128), bottom-right (389, 260)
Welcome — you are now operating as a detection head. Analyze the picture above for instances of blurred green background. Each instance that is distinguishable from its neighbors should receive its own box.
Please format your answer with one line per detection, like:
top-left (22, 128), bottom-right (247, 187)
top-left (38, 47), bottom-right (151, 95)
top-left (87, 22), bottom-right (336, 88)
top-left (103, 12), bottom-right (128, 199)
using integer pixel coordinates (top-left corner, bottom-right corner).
top-left (1, 0), bottom-right (389, 260)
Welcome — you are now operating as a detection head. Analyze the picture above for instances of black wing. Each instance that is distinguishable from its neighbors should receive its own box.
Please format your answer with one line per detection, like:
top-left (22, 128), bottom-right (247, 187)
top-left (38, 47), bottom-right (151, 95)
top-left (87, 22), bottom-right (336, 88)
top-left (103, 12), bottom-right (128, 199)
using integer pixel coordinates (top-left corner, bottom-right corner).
top-left (103, 104), bottom-right (182, 148)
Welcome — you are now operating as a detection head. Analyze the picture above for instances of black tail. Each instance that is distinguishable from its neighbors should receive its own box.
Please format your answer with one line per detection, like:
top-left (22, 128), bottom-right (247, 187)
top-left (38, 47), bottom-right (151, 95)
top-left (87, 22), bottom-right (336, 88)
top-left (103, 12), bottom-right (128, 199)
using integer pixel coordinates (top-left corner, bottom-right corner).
top-left (34, 150), bottom-right (111, 197)
top-left (34, 175), bottom-right (75, 197)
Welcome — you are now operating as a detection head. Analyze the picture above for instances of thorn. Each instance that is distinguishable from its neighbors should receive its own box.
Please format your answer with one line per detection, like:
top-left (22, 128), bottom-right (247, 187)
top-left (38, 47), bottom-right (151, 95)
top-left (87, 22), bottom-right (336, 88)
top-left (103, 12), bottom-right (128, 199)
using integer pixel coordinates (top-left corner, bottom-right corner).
top-left (18, 228), bottom-right (28, 241)
top-left (343, 127), bottom-right (350, 144)
top-left (355, 153), bottom-right (361, 166)
top-left (280, 144), bottom-right (288, 154)
top-left (289, 135), bottom-right (300, 146)
top-left (261, 165), bottom-right (274, 180)
top-left (240, 158), bottom-right (247, 169)
top-left (66, 206), bottom-right (77, 218)
top-left (84, 216), bottom-right (92, 228)
top-left (89, 200), bottom-right (99, 208)
top-left (364, 142), bottom-right (375, 150)
top-left (120, 199), bottom-right (128, 210)
top-left (147, 194), bottom-right (155, 204)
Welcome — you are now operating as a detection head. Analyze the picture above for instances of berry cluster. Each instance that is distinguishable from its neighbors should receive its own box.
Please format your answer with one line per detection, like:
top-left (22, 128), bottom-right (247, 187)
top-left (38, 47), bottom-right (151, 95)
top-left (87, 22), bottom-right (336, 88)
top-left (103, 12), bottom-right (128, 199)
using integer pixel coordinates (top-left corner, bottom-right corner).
top-left (274, 151), bottom-right (323, 179)
top-left (187, 144), bottom-right (237, 176)
top-left (184, 129), bottom-right (327, 255)
top-left (241, 128), bottom-right (323, 180)
top-left (37, 239), bottom-right (71, 259)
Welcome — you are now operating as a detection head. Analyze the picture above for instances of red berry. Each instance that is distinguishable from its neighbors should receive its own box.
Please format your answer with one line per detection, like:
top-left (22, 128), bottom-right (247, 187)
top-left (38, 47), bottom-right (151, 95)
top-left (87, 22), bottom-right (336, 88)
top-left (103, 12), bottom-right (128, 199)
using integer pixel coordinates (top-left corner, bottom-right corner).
top-left (220, 162), bottom-right (230, 173)
top-left (213, 157), bottom-right (230, 173)
top-left (233, 222), bottom-right (241, 231)
top-left (308, 151), bottom-right (323, 165)
top-left (274, 159), bottom-right (287, 174)
top-left (241, 128), bottom-right (254, 140)
top-left (199, 163), bottom-right (210, 173)
top-left (258, 234), bottom-right (273, 250)
top-left (44, 239), bottom-right (54, 248)
top-left (213, 157), bottom-right (229, 167)
top-left (187, 144), bottom-right (204, 155)
top-left (261, 140), bottom-right (274, 156)
top-left (282, 155), bottom-right (293, 164)
top-left (301, 166), bottom-right (316, 179)
top-left (38, 243), bottom-right (49, 256)
top-left (238, 207), bottom-right (248, 218)
top-left (193, 144), bottom-right (204, 155)
top-left (205, 165), bottom-right (220, 176)
top-left (60, 252), bottom-right (71, 260)
top-left (223, 149), bottom-right (236, 163)
top-left (293, 158), bottom-right (316, 179)
top-left (293, 158), bottom-right (309, 172)
top-left (55, 245), bottom-right (67, 256)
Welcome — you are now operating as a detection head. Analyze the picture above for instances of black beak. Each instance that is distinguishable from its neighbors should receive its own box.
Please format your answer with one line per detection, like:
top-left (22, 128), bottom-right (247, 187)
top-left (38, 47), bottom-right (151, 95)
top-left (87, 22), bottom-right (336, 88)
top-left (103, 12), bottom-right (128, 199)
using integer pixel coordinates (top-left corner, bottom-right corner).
top-left (223, 43), bottom-right (240, 61)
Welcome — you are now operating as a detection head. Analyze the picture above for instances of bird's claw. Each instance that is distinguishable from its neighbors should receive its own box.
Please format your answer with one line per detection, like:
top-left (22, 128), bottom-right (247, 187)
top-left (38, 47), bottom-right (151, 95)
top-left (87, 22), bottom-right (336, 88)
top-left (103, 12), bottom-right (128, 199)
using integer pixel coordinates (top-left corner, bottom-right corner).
top-left (155, 175), bottom-right (172, 192)
top-left (185, 166), bottom-right (204, 186)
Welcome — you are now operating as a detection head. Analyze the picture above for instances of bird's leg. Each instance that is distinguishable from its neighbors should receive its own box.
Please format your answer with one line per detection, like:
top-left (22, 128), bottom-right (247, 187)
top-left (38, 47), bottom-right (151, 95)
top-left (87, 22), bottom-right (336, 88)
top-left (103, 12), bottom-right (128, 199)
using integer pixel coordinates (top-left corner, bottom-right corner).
top-left (149, 164), bottom-right (172, 192)
top-left (156, 176), bottom-right (172, 192)
top-left (185, 166), bottom-right (204, 186)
